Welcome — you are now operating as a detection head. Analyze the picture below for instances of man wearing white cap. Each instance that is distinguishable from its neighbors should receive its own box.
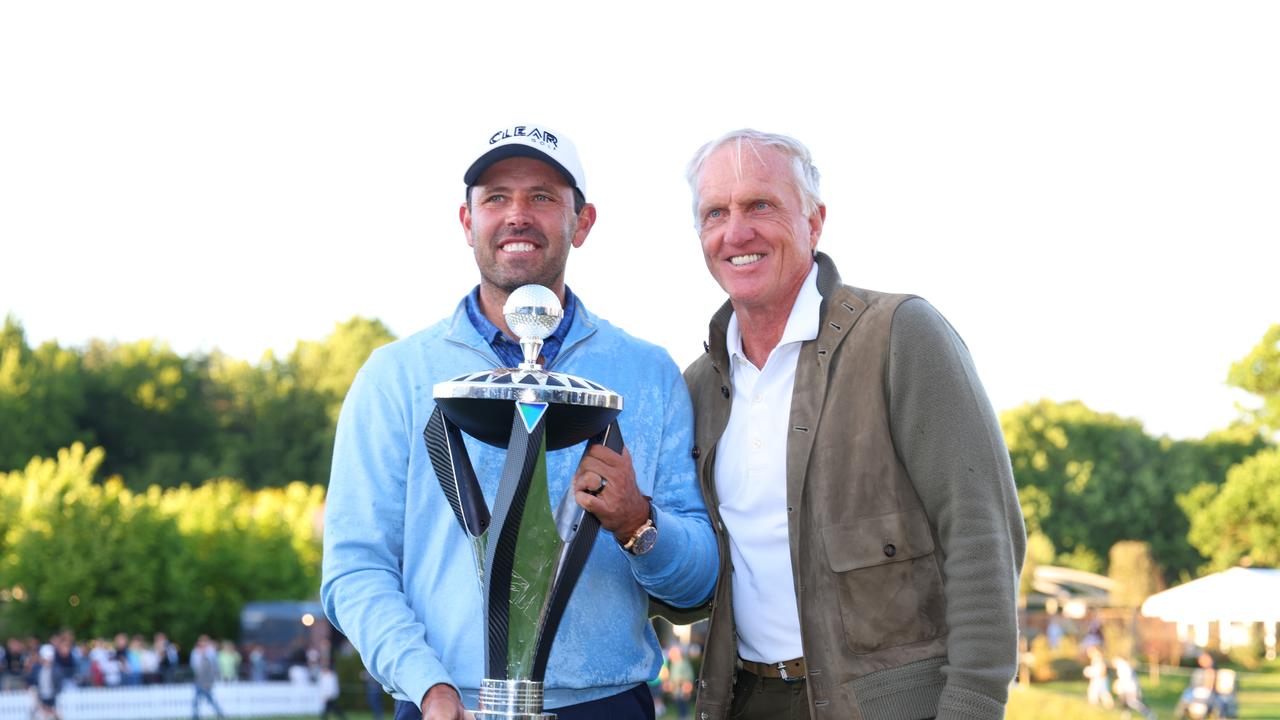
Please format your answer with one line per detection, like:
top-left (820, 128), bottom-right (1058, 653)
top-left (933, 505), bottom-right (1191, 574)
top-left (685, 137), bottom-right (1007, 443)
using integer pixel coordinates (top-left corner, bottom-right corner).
top-left (32, 644), bottom-right (64, 720)
top-left (322, 124), bottom-right (717, 720)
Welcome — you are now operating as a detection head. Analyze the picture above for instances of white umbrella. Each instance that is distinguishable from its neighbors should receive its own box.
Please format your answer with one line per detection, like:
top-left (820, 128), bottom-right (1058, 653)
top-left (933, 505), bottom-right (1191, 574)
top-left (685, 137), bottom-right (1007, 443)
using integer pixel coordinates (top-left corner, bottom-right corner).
top-left (1141, 567), bottom-right (1280, 624)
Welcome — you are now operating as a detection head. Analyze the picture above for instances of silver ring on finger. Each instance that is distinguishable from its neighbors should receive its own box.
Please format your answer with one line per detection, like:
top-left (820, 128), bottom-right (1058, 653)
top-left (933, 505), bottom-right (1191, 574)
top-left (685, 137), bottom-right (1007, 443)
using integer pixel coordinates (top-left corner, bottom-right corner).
top-left (587, 476), bottom-right (607, 496)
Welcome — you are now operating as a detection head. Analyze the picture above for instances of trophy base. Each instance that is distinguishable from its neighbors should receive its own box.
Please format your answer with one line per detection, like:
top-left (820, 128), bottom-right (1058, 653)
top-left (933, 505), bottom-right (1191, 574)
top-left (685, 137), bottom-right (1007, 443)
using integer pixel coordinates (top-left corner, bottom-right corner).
top-left (474, 678), bottom-right (555, 720)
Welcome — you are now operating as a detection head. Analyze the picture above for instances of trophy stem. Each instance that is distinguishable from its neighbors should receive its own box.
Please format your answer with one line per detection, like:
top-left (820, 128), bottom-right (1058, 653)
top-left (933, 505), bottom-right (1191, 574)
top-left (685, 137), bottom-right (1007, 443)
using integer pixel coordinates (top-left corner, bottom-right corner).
top-left (475, 679), bottom-right (555, 720)
top-left (518, 336), bottom-right (544, 370)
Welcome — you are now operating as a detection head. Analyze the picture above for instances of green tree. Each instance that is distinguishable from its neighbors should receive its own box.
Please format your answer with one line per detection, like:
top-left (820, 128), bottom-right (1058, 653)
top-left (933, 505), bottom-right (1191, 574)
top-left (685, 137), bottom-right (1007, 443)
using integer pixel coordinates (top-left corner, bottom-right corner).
top-left (0, 315), bottom-right (88, 471)
top-left (1001, 399), bottom-right (1261, 581)
top-left (206, 317), bottom-right (394, 487)
top-left (0, 314), bottom-right (394, 489)
top-left (205, 352), bottom-right (333, 488)
top-left (1154, 429), bottom-right (1266, 579)
top-left (1003, 400), bottom-right (1170, 574)
top-left (1185, 447), bottom-right (1280, 571)
top-left (0, 444), bottom-right (324, 646)
top-left (289, 316), bottom-right (396, 423)
top-left (1228, 324), bottom-right (1280, 436)
top-left (76, 339), bottom-right (219, 489)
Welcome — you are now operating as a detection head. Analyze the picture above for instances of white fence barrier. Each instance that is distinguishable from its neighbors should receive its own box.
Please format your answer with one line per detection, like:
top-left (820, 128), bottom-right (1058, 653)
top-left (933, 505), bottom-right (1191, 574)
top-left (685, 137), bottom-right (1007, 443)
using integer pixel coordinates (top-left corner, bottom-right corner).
top-left (0, 682), bottom-right (325, 720)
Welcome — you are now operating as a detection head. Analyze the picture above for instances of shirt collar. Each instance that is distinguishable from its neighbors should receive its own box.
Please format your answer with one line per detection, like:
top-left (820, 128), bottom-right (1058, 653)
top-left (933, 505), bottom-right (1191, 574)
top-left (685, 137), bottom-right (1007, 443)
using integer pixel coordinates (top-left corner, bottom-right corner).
top-left (725, 262), bottom-right (821, 365)
top-left (464, 285), bottom-right (579, 367)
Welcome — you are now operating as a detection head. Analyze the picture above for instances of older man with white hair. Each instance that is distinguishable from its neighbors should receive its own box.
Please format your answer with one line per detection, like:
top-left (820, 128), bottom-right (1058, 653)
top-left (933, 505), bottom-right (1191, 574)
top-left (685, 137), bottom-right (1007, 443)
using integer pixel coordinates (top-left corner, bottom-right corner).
top-left (682, 129), bottom-right (1026, 720)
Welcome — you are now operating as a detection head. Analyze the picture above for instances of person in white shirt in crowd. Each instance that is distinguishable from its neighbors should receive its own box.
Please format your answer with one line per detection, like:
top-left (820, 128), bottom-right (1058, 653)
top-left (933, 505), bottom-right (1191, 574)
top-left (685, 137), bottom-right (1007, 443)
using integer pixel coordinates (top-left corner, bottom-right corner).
top-left (30, 644), bottom-right (64, 720)
top-left (319, 665), bottom-right (350, 720)
top-left (191, 635), bottom-right (226, 720)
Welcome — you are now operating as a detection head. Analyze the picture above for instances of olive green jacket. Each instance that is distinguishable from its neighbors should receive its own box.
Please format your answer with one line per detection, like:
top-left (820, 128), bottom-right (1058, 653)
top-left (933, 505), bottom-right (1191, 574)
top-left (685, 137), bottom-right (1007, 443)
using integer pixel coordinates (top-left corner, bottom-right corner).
top-left (684, 253), bottom-right (1025, 720)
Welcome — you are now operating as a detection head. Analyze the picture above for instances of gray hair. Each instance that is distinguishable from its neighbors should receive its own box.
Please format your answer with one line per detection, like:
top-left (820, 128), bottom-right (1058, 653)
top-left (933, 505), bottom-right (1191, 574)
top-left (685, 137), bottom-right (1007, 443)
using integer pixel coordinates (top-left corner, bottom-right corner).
top-left (684, 129), bottom-right (822, 227)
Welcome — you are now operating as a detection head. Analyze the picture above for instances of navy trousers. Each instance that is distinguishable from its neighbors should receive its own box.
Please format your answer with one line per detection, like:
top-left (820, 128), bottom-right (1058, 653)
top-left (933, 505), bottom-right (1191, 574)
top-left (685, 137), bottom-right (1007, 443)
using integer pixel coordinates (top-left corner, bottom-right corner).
top-left (394, 683), bottom-right (654, 720)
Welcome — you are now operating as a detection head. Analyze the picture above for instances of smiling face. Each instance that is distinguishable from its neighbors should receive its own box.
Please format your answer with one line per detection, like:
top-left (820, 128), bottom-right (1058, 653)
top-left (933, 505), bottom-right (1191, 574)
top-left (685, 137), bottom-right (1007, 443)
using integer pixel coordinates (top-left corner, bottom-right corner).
top-left (695, 142), bottom-right (824, 317)
top-left (461, 156), bottom-right (594, 302)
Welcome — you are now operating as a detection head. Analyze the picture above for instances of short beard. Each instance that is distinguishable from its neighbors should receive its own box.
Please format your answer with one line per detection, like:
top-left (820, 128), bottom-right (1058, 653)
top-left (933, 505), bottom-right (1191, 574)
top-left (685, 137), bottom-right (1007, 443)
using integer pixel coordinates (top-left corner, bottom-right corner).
top-left (480, 218), bottom-right (576, 294)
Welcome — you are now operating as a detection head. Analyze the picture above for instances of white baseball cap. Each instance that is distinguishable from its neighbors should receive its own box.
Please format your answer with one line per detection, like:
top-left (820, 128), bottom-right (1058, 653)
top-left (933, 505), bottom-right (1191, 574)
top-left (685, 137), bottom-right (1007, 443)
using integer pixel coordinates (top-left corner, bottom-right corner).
top-left (464, 124), bottom-right (586, 199)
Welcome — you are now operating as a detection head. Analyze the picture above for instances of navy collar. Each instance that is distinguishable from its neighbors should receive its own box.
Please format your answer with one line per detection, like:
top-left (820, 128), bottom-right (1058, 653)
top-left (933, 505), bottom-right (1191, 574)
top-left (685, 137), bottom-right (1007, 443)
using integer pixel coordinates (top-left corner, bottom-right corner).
top-left (464, 285), bottom-right (579, 368)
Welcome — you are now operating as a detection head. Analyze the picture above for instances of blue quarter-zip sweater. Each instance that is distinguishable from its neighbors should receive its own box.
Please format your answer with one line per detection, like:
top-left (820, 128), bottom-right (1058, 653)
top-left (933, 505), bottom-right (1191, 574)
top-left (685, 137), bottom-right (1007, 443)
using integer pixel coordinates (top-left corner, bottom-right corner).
top-left (321, 295), bottom-right (717, 710)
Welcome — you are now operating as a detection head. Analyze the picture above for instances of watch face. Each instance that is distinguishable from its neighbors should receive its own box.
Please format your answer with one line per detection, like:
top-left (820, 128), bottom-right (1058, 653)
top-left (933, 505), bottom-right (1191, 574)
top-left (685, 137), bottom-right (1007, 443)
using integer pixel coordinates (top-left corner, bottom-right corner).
top-left (630, 524), bottom-right (658, 555)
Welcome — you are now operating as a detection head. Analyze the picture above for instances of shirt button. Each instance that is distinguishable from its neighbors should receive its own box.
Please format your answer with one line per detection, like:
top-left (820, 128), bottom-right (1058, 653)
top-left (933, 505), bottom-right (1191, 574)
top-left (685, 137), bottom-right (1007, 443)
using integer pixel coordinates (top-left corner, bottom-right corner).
top-left (752, 439), bottom-right (762, 449)
top-left (752, 394), bottom-right (762, 403)
top-left (883, 544), bottom-right (897, 558)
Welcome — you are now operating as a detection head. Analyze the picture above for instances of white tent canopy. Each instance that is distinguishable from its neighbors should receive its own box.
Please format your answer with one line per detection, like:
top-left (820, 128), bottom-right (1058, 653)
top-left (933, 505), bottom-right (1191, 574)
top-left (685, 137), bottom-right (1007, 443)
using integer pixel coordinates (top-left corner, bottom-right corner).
top-left (1141, 567), bottom-right (1280, 624)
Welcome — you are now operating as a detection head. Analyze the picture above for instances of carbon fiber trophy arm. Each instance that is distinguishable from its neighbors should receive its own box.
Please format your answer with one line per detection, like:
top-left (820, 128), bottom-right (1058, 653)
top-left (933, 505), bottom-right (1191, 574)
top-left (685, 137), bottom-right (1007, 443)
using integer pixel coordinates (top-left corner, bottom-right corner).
top-left (424, 406), bottom-right (491, 537)
top-left (424, 406), bottom-right (490, 583)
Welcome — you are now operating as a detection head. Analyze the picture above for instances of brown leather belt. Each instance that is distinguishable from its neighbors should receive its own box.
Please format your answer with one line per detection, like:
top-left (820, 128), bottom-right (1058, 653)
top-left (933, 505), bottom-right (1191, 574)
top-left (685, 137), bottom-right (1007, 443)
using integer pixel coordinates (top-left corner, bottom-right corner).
top-left (740, 657), bottom-right (807, 681)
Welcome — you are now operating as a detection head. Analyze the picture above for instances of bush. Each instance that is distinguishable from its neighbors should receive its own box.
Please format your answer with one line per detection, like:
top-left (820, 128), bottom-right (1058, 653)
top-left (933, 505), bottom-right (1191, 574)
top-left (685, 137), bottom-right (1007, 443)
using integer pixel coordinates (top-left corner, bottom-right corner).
top-left (1029, 634), bottom-right (1082, 682)
top-left (1226, 626), bottom-right (1267, 671)
top-left (1108, 541), bottom-right (1162, 607)
top-left (1101, 617), bottom-right (1135, 663)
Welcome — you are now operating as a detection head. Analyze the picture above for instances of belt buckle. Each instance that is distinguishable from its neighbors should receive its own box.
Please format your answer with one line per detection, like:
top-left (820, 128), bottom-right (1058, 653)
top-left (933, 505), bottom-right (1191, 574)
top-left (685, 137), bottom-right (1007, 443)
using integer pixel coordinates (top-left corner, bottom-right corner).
top-left (776, 661), bottom-right (800, 683)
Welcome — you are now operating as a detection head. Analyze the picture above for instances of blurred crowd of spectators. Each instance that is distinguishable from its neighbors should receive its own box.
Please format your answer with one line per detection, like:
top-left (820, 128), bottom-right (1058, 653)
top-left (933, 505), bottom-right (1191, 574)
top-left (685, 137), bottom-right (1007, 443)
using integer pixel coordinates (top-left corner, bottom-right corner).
top-left (1, 631), bottom-right (276, 693)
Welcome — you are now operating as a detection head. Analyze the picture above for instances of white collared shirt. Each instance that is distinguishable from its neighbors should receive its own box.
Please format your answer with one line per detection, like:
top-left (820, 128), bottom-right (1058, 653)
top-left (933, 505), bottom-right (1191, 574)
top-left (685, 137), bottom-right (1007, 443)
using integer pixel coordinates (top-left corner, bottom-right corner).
top-left (715, 263), bottom-right (821, 664)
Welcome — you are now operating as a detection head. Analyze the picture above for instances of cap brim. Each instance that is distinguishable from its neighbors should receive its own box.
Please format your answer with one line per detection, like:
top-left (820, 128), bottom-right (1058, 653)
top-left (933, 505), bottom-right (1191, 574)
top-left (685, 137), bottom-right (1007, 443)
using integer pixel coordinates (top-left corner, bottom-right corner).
top-left (464, 145), bottom-right (581, 195)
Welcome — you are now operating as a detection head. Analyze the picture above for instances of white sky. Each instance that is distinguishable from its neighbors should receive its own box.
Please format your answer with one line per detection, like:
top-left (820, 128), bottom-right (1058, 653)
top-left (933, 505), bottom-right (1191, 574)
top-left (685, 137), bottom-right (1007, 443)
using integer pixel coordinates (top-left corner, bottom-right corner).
top-left (1, 2), bottom-right (1276, 441)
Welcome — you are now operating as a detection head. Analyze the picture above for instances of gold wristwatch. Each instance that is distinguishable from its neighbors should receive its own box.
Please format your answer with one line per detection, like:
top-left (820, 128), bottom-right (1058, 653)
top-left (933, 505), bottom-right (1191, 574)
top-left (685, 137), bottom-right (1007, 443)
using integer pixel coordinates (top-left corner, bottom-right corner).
top-left (622, 503), bottom-right (657, 556)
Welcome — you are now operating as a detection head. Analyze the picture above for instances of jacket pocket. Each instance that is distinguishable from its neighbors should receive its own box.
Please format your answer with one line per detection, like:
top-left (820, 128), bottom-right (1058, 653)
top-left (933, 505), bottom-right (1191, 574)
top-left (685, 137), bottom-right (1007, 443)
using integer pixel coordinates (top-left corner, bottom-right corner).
top-left (821, 510), bottom-right (947, 654)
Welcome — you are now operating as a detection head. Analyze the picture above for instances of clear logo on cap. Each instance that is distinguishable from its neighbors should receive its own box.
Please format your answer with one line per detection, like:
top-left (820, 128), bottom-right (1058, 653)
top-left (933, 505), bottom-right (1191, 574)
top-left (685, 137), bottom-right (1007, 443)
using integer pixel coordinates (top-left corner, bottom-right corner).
top-left (489, 126), bottom-right (559, 150)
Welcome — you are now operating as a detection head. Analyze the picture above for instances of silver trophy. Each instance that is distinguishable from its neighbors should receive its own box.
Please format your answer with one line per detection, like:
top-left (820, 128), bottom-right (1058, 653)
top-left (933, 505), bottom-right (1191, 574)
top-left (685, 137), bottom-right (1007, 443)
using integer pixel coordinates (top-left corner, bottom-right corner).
top-left (425, 284), bottom-right (624, 720)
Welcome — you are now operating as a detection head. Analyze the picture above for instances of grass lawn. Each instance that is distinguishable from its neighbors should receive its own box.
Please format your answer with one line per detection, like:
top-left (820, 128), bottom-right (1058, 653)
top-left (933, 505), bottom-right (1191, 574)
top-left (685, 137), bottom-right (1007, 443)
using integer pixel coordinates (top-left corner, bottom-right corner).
top-left (1008, 683), bottom-right (1128, 719)
top-left (257, 707), bottom-right (691, 712)
top-left (1024, 665), bottom-right (1280, 719)
top-left (261, 670), bottom-right (1280, 719)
